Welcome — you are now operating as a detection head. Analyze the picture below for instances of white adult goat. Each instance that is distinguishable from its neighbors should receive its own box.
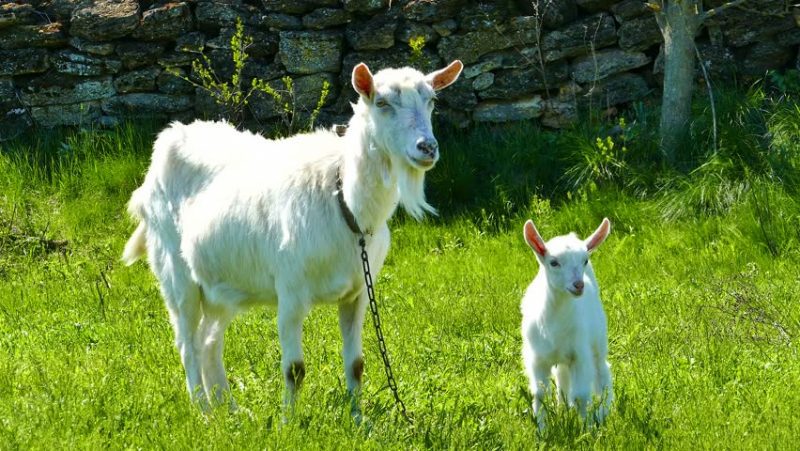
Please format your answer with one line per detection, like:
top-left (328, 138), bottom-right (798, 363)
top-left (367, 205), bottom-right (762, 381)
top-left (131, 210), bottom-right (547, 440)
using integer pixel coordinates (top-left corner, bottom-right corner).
top-left (520, 218), bottom-right (613, 429)
top-left (122, 60), bottom-right (463, 416)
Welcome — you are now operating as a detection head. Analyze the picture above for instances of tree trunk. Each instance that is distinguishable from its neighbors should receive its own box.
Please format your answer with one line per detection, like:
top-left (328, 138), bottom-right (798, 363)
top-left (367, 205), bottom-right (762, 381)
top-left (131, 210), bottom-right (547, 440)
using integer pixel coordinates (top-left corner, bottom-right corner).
top-left (656, 1), bottom-right (701, 165)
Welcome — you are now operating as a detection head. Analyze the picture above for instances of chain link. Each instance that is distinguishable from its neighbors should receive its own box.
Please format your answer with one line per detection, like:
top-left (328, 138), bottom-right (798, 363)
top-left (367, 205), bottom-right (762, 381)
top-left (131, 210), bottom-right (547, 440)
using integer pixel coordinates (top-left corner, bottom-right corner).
top-left (359, 235), bottom-right (413, 424)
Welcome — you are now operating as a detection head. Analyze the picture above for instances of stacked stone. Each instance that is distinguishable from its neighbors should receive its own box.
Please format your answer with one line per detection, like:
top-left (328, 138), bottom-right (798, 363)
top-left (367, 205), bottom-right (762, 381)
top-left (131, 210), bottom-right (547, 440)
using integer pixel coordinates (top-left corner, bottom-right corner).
top-left (0, 0), bottom-right (798, 133)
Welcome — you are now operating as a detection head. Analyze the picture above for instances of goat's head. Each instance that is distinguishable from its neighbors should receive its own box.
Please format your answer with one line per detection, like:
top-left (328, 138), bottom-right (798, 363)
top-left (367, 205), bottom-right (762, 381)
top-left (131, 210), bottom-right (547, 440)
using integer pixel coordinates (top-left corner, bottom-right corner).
top-left (523, 218), bottom-right (611, 297)
top-left (350, 60), bottom-right (462, 219)
top-left (351, 60), bottom-right (462, 171)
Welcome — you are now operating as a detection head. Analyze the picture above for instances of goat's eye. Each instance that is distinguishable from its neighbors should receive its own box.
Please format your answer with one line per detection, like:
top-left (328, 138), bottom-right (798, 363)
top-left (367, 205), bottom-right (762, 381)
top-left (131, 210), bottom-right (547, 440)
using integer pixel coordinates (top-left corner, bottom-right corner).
top-left (549, 260), bottom-right (560, 267)
top-left (375, 99), bottom-right (389, 108)
top-left (584, 259), bottom-right (588, 266)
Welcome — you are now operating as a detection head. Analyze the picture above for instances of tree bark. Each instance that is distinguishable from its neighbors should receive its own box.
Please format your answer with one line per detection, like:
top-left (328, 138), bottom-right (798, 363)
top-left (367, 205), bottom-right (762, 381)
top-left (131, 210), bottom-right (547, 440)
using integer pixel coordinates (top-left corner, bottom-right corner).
top-left (656, 1), bottom-right (702, 164)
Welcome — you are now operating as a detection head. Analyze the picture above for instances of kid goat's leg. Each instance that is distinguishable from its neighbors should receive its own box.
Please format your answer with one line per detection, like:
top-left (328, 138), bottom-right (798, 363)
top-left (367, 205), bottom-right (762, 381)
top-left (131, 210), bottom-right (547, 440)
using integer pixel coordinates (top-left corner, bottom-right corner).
top-left (570, 349), bottom-right (595, 421)
top-left (595, 359), bottom-right (614, 423)
top-left (338, 292), bottom-right (368, 419)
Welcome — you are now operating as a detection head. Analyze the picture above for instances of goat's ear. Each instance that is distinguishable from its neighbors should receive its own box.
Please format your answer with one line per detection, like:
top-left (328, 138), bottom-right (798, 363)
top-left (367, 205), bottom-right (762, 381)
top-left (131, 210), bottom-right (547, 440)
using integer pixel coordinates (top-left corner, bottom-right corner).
top-left (352, 62), bottom-right (374, 99)
top-left (585, 217), bottom-right (611, 252)
top-left (427, 60), bottom-right (463, 91)
top-left (523, 220), bottom-right (547, 257)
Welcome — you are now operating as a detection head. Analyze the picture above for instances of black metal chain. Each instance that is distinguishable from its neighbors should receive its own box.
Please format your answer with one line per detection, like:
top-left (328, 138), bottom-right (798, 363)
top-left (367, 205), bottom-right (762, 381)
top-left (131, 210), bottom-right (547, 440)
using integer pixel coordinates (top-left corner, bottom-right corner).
top-left (358, 235), bottom-right (413, 424)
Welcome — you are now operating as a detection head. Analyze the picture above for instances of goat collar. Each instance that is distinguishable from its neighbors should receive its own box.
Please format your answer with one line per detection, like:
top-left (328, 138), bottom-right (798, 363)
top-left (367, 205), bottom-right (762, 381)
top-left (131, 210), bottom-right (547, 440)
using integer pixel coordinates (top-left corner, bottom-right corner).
top-left (335, 169), bottom-right (368, 236)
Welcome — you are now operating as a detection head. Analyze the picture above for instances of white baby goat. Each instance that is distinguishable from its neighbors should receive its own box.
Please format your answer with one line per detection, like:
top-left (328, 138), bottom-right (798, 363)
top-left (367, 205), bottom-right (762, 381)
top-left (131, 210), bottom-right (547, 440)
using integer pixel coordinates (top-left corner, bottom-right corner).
top-left (520, 218), bottom-right (613, 429)
top-left (122, 60), bottom-right (463, 417)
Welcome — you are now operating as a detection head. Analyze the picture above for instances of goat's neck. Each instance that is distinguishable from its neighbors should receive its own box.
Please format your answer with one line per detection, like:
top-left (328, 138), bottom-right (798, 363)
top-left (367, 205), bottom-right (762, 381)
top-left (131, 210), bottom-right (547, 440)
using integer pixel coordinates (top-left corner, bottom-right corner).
top-left (340, 120), bottom-right (400, 234)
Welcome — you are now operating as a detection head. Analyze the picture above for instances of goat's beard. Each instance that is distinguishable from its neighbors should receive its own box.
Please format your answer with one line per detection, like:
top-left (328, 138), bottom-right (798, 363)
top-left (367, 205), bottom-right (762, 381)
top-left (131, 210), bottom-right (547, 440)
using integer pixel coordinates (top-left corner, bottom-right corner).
top-left (396, 163), bottom-right (436, 220)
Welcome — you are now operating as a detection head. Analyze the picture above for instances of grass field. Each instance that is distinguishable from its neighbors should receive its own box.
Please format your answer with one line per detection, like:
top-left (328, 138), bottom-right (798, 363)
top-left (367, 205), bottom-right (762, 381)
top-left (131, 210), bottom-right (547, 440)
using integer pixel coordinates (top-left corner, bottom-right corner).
top-left (1, 94), bottom-right (799, 448)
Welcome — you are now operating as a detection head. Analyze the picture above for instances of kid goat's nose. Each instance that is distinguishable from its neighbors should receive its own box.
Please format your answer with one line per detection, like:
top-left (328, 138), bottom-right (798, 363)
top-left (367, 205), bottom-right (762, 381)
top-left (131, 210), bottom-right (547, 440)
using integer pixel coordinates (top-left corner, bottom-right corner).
top-left (573, 280), bottom-right (585, 291)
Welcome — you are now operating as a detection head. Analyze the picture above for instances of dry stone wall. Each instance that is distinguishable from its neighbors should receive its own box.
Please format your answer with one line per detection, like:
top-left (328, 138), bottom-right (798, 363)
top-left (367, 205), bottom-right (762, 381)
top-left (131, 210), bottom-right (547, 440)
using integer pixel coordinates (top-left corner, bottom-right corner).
top-left (1, 0), bottom-right (799, 135)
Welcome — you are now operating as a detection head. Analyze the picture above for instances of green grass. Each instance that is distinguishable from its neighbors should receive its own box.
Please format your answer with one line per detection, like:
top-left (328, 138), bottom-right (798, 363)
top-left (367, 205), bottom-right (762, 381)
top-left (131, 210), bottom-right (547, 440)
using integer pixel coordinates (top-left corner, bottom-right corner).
top-left (1, 103), bottom-right (799, 448)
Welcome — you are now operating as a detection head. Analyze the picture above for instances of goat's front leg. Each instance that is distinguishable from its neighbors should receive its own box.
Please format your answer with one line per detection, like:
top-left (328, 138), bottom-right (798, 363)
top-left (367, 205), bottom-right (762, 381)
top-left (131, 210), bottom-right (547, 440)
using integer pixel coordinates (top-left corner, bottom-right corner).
top-left (338, 292), bottom-right (368, 422)
top-left (277, 296), bottom-right (309, 415)
top-left (595, 359), bottom-right (613, 424)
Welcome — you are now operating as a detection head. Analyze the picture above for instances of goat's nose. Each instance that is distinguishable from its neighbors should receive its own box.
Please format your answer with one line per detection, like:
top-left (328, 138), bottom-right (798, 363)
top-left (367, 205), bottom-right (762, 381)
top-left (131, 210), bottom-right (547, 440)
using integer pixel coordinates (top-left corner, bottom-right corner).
top-left (416, 138), bottom-right (439, 157)
top-left (573, 280), bottom-right (585, 291)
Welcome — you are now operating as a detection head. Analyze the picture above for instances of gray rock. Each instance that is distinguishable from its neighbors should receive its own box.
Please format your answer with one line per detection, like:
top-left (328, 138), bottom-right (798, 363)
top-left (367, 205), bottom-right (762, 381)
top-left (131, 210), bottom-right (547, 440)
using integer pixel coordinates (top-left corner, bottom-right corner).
top-left (695, 42), bottom-right (736, 77)
top-left (342, 0), bottom-right (386, 14)
top-left (19, 76), bottom-right (115, 106)
top-left (114, 66), bottom-right (161, 93)
top-left (432, 19), bottom-right (457, 37)
top-left (571, 49), bottom-right (651, 83)
top-left (617, 14), bottom-right (661, 51)
top-left (0, 23), bottom-right (67, 49)
top-left (436, 75), bottom-right (477, 109)
top-left (69, 37), bottom-right (116, 56)
top-left (610, 0), bottom-right (650, 22)
top-left (30, 101), bottom-right (102, 127)
top-left (0, 3), bottom-right (37, 30)
top-left (582, 73), bottom-right (651, 106)
top-left (458, 2), bottom-right (511, 32)
top-left (437, 29), bottom-right (515, 65)
top-left (463, 47), bottom-right (541, 79)
top-left (257, 13), bottom-right (303, 31)
top-left (303, 8), bottom-right (352, 29)
top-left (250, 72), bottom-right (336, 121)
top-left (207, 27), bottom-right (278, 58)
top-left (157, 67), bottom-right (195, 94)
top-left (29, 0), bottom-right (89, 21)
top-left (542, 13), bottom-right (616, 62)
top-left (175, 32), bottom-right (206, 53)
top-left (242, 60), bottom-right (286, 82)
top-left (116, 41), bottom-right (165, 70)
top-left (575, 0), bottom-right (617, 13)
top-left (195, 2), bottom-right (248, 32)
top-left (102, 93), bottom-right (193, 116)
top-left (739, 41), bottom-right (793, 76)
top-left (52, 50), bottom-right (122, 76)
top-left (540, 0), bottom-right (578, 29)
top-left (158, 51), bottom-right (196, 68)
top-left (396, 22), bottom-right (439, 47)
top-left (132, 2), bottom-right (193, 41)
top-left (0, 77), bottom-right (17, 110)
top-left (473, 95), bottom-right (544, 122)
top-left (262, 0), bottom-right (317, 14)
top-left (479, 60), bottom-right (569, 99)
top-left (0, 49), bottom-right (49, 76)
top-left (402, 0), bottom-right (466, 23)
top-left (346, 17), bottom-right (396, 50)
top-left (708, 5), bottom-right (795, 47)
top-left (540, 99), bottom-right (578, 128)
top-left (279, 30), bottom-right (343, 74)
top-left (472, 72), bottom-right (494, 90)
top-left (776, 27), bottom-right (800, 47)
top-left (71, 0), bottom-right (140, 41)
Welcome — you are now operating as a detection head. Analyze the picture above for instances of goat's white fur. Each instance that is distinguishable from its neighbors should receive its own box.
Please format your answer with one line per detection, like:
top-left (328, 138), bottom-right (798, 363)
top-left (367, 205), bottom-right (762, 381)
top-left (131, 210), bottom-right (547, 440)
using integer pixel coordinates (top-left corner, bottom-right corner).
top-left (122, 61), bottom-right (463, 415)
top-left (520, 218), bottom-right (613, 429)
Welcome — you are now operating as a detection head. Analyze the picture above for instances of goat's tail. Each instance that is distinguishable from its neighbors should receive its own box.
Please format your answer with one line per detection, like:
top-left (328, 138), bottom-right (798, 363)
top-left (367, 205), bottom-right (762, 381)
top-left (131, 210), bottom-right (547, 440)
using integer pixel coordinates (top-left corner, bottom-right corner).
top-left (122, 187), bottom-right (148, 266)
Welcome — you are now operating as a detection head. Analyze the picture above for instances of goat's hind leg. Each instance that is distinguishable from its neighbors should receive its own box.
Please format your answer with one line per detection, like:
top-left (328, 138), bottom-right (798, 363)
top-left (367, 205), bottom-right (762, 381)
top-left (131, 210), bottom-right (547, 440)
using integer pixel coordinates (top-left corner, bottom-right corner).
top-left (594, 359), bottom-right (613, 424)
top-left (198, 299), bottom-right (237, 410)
top-left (338, 293), bottom-right (368, 422)
top-left (151, 247), bottom-right (206, 408)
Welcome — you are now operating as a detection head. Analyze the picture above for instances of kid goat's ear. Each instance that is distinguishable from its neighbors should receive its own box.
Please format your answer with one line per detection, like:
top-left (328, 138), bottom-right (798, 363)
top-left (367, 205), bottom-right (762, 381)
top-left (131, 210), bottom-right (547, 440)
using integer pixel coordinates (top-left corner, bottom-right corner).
top-left (523, 220), bottom-right (547, 257)
top-left (352, 62), bottom-right (374, 99)
top-left (585, 217), bottom-right (611, 252)
top-left (427, 60), bottom-right (463, 91)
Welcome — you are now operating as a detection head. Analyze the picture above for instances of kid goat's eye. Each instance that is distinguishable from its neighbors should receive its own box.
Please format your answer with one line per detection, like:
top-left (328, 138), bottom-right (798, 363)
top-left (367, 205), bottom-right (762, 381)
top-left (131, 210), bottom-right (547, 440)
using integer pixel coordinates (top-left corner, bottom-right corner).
top-left (375, 99), bottom-right (388, 108)
top-left (584, 259), bottom-right (588, 266)
top-left (549, 260), bottom-right (559, 267)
